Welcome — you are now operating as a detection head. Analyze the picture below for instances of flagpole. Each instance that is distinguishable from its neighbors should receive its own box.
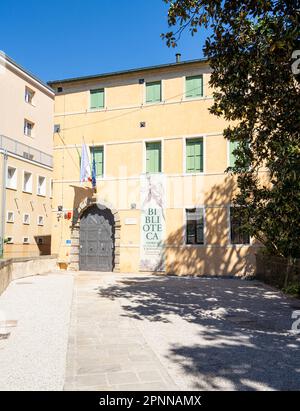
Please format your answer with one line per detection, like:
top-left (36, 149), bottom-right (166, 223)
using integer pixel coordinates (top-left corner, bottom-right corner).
top-left (92, 140), bottom-right (97, 194)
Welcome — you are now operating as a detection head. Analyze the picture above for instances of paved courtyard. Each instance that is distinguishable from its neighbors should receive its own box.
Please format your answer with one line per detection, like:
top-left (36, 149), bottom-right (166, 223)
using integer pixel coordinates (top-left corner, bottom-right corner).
top-left (0, 271), bottom-right (300, 391)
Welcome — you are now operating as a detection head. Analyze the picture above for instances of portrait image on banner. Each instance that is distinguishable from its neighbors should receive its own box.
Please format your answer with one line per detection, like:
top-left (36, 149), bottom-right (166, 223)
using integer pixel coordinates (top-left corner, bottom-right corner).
top-left (140, 174), bottom-right (166, 272)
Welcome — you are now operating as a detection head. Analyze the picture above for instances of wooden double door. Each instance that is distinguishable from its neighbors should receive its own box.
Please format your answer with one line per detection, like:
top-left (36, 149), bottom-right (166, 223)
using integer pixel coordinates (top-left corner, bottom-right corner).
top-left (79, 206), bottom-right (114, 272)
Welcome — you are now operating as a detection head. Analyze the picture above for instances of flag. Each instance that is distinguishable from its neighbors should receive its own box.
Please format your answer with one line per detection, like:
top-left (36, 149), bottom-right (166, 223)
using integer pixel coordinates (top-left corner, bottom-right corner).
top-left (91, 145), bottom-right (97, 189)
top-left (80, 143), bottom-right (91, 182)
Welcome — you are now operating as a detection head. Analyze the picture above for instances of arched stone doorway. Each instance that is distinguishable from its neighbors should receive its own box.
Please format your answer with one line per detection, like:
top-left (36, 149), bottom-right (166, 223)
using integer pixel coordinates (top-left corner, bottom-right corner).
top-left (68, 198), bottom-right (121, 272)
top-left (79, 205), bottom-right (115, 271)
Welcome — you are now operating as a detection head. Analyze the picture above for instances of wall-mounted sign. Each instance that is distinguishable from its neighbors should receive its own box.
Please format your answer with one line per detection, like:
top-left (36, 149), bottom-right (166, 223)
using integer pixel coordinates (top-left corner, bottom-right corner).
top-left (65, 239), bottom-right (71, 246)
top-left (140, 174), bottom-right (166, 272)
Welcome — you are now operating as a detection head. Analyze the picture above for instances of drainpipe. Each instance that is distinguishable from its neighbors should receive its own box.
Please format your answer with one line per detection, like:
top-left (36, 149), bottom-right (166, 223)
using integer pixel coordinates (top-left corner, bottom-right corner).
top-left (0, 149), bottom-right (8, 258)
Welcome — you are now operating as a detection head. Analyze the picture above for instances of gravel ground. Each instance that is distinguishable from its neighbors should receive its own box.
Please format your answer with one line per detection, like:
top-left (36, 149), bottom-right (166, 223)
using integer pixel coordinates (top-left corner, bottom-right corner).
top-left (0, 273), bottom-right (73, 391)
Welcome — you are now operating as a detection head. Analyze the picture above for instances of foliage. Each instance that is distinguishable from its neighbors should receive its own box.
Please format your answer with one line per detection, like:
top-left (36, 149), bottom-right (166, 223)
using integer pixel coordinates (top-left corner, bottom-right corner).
top-left (282, 283), bottom-right (300, 296)
top-left (162, 0), bottom-right (300, 258)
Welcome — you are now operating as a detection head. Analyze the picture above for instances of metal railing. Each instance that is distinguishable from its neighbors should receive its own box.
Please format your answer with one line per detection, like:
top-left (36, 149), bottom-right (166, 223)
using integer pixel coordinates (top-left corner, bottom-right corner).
top-left (0, 135), bottom-right (53, 168)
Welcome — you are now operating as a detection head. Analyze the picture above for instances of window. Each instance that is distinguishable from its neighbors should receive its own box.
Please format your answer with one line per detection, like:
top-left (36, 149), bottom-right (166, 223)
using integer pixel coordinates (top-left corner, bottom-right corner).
top-left (185, 75), bottom-right (203, 99)
top-left (23, 152), bottom-right (34, 161)
top-left (7, 211), bottom-right (14, 223)
top-left (229, 141), bottom-right (251, 169)
top-left (23, 214), bottom-right (30, 225)
top-left (37, 216), bottom-right (44, 226)
top-left (7, 166), bottom-right (17, 189)
top-left (229, 141), bottom-right (239, 167)
top-left (90, 146), bottom-right (104, 178)
top-left (24, 120), bottom-right (34, 137)
top-left (23, 172), bottom-right (33, 193)
top-left (37, 176), bottom-right (46, 196)
top-left (23, 237), bottom-right (30, 244)
top-left (230, 207), bottom-right (250, 245)
top-left (25, 87), bottom-right (35, 104)
top-left (50, 179), bottom-right (53, 198)
top-left (146, 81), bottom-right (161, 103)
top-left (186, 138), bottom-right (204, 173)
top-left (90, 89), bottom-right (104, 109)
top-left (146, 142), bottom-right (161, 173)
top-left (186, 208), bottom-right (204, 245)
top-left (6, 237), bottom-right (13, 244)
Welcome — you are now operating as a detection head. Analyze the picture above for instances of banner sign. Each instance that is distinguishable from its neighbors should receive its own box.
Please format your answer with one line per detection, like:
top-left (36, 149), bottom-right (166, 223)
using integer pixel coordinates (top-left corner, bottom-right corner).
top-left (140, 174), bottom-right (166, 272)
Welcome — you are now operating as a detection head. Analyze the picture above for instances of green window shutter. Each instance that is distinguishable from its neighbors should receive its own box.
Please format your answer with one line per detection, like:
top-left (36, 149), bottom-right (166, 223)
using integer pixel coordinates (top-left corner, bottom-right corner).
top-left (91, 146), bottom-right (104, 177)
top-left (90, 89), bottom-right (104, 109)
top-left (186, 139), bottom-right (203, 173)
top-left (146, 81), bottom-right (161, 103)
top-left (230, 141), bottom-right (239, 167)
top-left (186, 75), bottom-right (203, 98)
top-left (146, 142), bottom-right (161, 173)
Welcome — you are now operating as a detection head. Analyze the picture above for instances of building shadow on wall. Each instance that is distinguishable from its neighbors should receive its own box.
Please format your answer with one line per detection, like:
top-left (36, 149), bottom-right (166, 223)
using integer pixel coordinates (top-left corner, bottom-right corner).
top-left (34, 235), bottom-right (51, 255)
top-left (159, 176), bottom-right (256, 276)
top-left (97, 275), bottom-right (300, 390)
top-left (95, 176), bottom-right (299, 390)
top-left (70, 185), bottom-right (95, 225)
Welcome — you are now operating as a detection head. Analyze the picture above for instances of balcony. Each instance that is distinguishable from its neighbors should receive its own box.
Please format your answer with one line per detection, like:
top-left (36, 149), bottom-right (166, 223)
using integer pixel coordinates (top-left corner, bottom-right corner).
top-left (0, 135), bottom-right (53, 168)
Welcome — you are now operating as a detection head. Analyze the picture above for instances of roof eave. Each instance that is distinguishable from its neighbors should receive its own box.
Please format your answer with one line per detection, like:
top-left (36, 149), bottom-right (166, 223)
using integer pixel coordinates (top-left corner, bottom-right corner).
top-left (48, 58), bottom-right (208, 87)
top-left (0, 51), bottom-right (55, 95)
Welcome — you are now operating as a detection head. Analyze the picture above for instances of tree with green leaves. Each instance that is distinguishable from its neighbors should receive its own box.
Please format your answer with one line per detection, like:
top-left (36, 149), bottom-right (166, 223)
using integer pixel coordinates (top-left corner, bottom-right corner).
top-left (162, 0), bottom-right (300, 262)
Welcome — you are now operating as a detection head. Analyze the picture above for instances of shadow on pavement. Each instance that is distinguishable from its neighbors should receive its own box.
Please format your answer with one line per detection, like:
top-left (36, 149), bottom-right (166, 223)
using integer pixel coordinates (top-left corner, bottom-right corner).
top-left (97, 276), bottom-right (300, 390)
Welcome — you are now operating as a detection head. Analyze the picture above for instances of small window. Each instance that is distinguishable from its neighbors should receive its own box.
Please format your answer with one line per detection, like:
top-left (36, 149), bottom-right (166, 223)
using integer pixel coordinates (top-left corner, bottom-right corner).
top-left (186, 138), bottom-right (204, 173)
top-left (23, 172), bottom-right (33, 193)
top-left (23, 237), bottom-right (30, 244)
top-left (50, 179), bottom-right (53, 198)
top-left (90, 89), bottom-right (104, 110)
top-left (7, 166), bottom-right (17, 189)
top-left (186, 208), bottom-right (204, 245)
top-left (146, 81), bottom-right (161, 103)
top-left (25, 87), bottom-right (35, 104)
top-left (7, 211), bottom-right (14, 223)
top-left (37, 215), bottom-right (44, 226)
top-left (229, 141), bottom-right (239, 168)
top-left (23, 214), bottom-right (30, 225)
top-left (90, 146), bottom-right (104, 178)
top-left (23, 152), bottom-right (34, 161)
top-left (185, 75), bottom-right (203, 99)
top-left (230, 207), bottom-right (250, 245)
top-left (24, 120), bottom-right (34, 137)
top-left (6, 237), bottom-right (14, 244)
top-left (54, 124), bottom-right (61, 133)
top-left (146, 142), bottom-right (161, 173)
top-left (37, 176), bottom-right (46, 196)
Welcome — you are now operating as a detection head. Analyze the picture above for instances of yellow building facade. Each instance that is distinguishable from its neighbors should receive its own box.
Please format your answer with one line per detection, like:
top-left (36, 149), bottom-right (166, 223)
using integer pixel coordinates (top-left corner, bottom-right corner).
top-left (0, 52), bottom-right (54, 258)
top-left (49, 59), bottom-right (258, 275)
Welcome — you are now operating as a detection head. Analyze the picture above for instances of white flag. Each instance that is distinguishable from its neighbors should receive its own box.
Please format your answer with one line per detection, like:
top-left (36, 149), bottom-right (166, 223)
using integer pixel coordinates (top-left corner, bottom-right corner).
top-left (80, 143), bottom-right (91, 182)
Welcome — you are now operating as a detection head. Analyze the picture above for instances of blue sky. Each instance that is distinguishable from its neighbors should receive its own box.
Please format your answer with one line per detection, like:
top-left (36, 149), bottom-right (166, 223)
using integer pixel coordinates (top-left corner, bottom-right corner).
top-left (0, 0), bottom-right (208, 82)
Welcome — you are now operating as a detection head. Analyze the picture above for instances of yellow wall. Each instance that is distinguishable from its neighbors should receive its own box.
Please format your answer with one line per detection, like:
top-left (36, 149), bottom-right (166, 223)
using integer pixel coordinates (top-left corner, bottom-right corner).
top-left (1, 155), bottom-right (53, 258)
top-left (51, 61), bottom-right (259, 276)
top-left (0, 53), bottom-right (54, 258)
top-left (0, 55), bottom-right (54, 155)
